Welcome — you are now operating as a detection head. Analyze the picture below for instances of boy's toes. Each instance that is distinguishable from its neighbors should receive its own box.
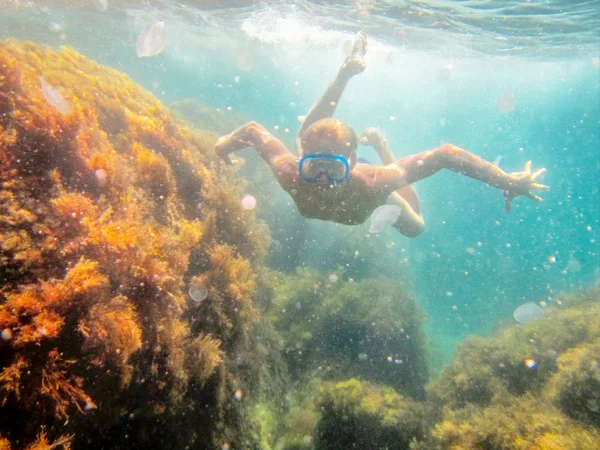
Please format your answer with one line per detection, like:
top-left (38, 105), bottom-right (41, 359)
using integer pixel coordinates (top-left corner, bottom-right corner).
top-left (352, 31), bottom-right (368, 57)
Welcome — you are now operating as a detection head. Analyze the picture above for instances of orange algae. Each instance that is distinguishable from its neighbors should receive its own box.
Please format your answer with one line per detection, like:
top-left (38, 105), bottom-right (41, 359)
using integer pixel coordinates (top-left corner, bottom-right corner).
top-left (0, 39), bottom-right (270, 448)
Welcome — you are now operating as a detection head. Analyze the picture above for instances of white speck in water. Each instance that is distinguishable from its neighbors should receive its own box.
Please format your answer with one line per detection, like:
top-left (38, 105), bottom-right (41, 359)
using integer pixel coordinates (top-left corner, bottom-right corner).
top-left (188, 283), bottom-right (208, 303)
top-left (40, 76), bottom-right (71, 115)
top-left (497, 91), bottom-right (517, 114)
top-left (524, 358), bottom-right (537, 369)
top-left (233, 76), bottom-right (240, 83)
top-left (328, 273), bottom-right (338, 283)
top-left (358, 352), bottom-right (368, 361)
top-left (297, 115), bottom-right (306, 123)
top-left (513, 302), bottom-right (544, 323)
top-left (1, 329), bottom-right (13, 341)
top-left (233, 388), bottom-right (243, 400)
top-left (295, 301), bottom-right (301, 310)
top-left (389, 115), bottom-right (396, 121)
top-left (241, 195), bottom-right (257, 210)
top-left (48, 21), bottom-right (65, 33)
top-left (369, 205), bottom-right (402, 233)
top-left (93, 0), bottom-right (108, 11)
top-left (136, 20), bottom-right (167, 58)
top-left (95, 169), bottom-right (108, 188)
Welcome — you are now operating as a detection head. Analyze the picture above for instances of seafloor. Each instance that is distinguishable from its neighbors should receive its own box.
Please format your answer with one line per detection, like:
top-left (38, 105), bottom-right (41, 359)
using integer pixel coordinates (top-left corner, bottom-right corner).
top-left (0, 41), bottom-right (598, 450)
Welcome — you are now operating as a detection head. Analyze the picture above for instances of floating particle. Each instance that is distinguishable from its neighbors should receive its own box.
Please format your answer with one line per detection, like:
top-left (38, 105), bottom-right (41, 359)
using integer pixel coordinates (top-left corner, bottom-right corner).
top-left (387, 355), bottom-right (392, 362)
top-left (284, 128), bottom-right (289, 133)
top-left (221, 444), bottom-right (231, 450)
top-left (295, 301), bottom-right (301, 310)
top-left (233, 388), bottom-right (243, 400)
top-left (358, 352), bottom-right (368, 361)
top-left (40, 76), bottom-right (71, 115)
top-left (436, 64), bottom-right (453, 81)
top-left (233, 76), bottom-right (240, 83)
top-left (297, 115), bottom-right (306, 123)
top-left (227, 106), bottom-right (232, 111)
top-left (446, 291), bottom-right (453, 297)
top-left (548, 255), bottom-right (556, 263)
top-left (136, 20), bottom-right (167, 58)
top-left (328, 273), bottom-right (338, 283)
top-left (452, 305), bottom-right (458, 310)
top-left (513, 302), bottom-right (544, 323)
top-left (235, 47), bottom-right (255, 72)
top-left (466, 247), bottom-right (475, 255)
top-left (1, 329), bottom-right (12, 341)
top-left (330, 101), bottom-right (336, 107)
top-left (539, 300), bottom-right (547, 308)
top-left (289, 101), bottom-right (297, 108)
top-left (389, 116), bottom-right (396, 121)
top-left (369, 205), bottom-right (402, 233)
top-left (93, 0), bottom-right (108, 11)
top-left (95, 169), bottom-right (108, 188)
top-left (524, 358), bottom-right (537, 369)
top-left (394, 359), bottom-right (403, 364)
top-left (188, 283), bottom-right (208, 303)
top-left (497, 91), bottom-right (517, 114)
top-left (48, 21), bottom-right (65, 33)
top-left (241, 195), bottom-right (257, 210)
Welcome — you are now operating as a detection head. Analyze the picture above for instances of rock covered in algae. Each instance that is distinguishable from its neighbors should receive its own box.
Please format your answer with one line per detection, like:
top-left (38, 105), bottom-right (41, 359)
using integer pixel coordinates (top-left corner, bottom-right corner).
top-left (314, 378), bottom-right (425, 450)
top-left (417, 285), bottom-right (600, 449)
top-left (266, 267), bottom-right (429, 399)
top-left (0, 39), bottom-right (271, 449)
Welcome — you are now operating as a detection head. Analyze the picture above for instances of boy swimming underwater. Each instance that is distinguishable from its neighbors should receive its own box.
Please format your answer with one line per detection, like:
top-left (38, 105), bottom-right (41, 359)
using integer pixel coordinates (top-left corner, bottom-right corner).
top-left (215, 32), bottom-right (548, 237)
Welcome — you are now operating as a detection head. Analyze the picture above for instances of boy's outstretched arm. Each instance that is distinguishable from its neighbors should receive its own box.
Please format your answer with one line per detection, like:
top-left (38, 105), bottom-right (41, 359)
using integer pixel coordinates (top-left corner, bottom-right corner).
top-left (296, 31), bottom-right (367, 154)
top-left (375, 143), bottom-right (548, 213)
top-left (215, 121), bottom-right (293, 167)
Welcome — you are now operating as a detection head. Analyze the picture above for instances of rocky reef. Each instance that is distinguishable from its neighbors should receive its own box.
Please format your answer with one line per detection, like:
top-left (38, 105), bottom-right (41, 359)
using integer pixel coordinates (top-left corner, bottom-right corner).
top-left (266, 267), bottom-right (429, 399)
top-left (417, 285), bottom-right (600, 450)
top-left (0, 40), bottom-right (271, 449)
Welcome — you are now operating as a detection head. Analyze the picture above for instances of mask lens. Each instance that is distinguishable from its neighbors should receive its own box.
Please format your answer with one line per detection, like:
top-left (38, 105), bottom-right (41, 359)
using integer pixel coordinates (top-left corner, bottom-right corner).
top-left (299, 154), bottom-right (350, 183)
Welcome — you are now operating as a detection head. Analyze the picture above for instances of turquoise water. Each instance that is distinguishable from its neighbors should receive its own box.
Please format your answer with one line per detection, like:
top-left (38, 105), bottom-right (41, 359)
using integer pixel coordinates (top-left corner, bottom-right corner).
top-left (1, 0), bottom-right (599, 446)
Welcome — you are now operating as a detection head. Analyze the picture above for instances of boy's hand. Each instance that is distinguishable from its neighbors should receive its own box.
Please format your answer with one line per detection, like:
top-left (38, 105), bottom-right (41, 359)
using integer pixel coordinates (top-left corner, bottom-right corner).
top-left (504, 161), bottom-right (549, 213)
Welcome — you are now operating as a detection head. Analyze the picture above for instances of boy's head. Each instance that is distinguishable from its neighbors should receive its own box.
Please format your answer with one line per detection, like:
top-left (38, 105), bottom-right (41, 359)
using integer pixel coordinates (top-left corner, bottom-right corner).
top-left (300, 118), bottom-right (358, 165)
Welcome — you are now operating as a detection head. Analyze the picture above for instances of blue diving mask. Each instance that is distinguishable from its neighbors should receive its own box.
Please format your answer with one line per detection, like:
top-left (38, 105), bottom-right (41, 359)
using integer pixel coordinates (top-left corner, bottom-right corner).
top-left (298, 153), bottom-right (351, 184)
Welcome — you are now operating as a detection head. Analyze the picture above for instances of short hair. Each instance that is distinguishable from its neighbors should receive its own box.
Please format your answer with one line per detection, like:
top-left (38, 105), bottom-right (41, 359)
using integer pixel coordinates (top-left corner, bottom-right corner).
top-left (300, 118), bottom-right (357, 157)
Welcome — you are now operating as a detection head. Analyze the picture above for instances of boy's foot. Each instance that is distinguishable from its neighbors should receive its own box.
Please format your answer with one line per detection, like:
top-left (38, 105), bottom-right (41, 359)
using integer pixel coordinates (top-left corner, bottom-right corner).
top-left (341, 31), bottom-right (367, 77)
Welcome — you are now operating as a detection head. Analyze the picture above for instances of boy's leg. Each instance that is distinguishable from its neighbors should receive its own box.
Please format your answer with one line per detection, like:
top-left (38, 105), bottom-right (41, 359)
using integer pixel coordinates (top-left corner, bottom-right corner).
top-left (296, 31), bottom-right (368, 154)
top-left (386, 191), bottom-right (425, 238)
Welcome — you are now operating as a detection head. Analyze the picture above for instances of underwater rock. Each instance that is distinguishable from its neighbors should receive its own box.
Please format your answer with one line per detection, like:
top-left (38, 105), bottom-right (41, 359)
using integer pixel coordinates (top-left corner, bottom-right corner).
top-left (545, 340), bottom-right (600, 428)
top-left (267, 267), bottom-right (429, 399)
top-left (0, 40), bottom-right (271, 449)
top-left (314, 378), bottom-right (425, 450)
top-left (420, 285), bottom-right (600, 449)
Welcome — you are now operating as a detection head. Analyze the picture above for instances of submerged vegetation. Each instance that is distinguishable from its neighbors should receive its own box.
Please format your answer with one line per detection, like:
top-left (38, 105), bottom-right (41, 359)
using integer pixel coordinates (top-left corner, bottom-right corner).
top-left (0, 39), bottom-right (599, 450)
top-left (0, 40), bottom-right (270, 449)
